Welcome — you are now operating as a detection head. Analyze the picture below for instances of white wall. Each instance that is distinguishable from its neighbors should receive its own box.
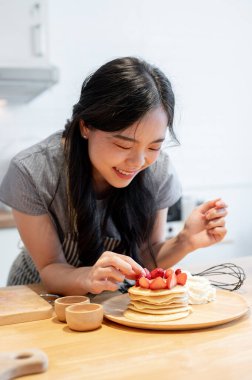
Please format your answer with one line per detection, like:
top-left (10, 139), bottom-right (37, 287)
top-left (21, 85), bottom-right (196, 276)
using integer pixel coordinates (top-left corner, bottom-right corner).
top-left (0, 0), bottom-right (252, 277)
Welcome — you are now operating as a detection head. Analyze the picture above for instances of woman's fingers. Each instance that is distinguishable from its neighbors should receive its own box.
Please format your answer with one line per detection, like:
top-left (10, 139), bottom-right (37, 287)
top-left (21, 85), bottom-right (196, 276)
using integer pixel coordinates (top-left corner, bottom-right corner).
top-left (199, 199), bottom-right (228, 216)
top-left (215, 199), bottom-right (228, 209)
top-left (100, 279), bottom-right (119, 292)
top-left (208, 226), bottom-right (227, 241)
top-left (98, 251), bottom-right (144, 277)
top-left (98, 254), bottom-right (134, 276)
top-left (98, 266), bottom-right (125, 283)
top-left (205, 206), bottom-right (228, 221)
top-left (206, 210), bottom-right (227, 241)
top-left (89, 279), bottom-right (119, 294)
top-left (88, 251), bottom-right (145, 294)
top-left (198, 199), bottom-right (221, 214)
top-left (117, 254), bottom-right (145, 276)
top-left (206, 217), bottom-right (226, 230)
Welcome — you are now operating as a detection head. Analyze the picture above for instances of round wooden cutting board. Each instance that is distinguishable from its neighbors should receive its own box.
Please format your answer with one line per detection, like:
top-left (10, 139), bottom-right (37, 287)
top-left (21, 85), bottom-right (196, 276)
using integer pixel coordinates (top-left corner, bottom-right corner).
top-left (102, 289), bottom-right (249, 330)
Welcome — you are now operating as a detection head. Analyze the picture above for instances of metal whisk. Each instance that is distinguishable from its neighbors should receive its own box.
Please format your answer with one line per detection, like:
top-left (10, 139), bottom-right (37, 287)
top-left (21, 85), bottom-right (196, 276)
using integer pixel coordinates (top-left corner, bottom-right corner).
top-left (192, 263), bottom-right (246, 291)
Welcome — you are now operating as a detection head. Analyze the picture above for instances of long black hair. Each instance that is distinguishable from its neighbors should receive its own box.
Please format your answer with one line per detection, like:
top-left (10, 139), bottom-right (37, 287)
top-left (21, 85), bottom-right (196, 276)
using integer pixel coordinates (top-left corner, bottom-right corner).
top-left (63, 57), bottom-right (176, 266)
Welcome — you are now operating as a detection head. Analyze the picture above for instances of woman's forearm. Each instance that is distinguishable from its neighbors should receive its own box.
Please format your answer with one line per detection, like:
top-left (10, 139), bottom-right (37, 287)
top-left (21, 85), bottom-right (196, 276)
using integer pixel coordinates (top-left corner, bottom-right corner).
top-left (144, 230), bottom-right (194, 270)
top-left (40, 263), bottom-right (92, 296)
top-left (141, 199), bottom-right (228, 271)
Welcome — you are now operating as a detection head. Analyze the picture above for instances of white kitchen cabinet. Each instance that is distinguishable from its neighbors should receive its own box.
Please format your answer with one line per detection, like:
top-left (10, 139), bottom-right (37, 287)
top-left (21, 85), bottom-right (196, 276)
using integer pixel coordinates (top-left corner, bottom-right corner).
top-left (0, 227), bottom-right (20, 287)
top-left (0, 0), bottom-right (49, 67)
top-left (0, 0), bottom-right (58, 103)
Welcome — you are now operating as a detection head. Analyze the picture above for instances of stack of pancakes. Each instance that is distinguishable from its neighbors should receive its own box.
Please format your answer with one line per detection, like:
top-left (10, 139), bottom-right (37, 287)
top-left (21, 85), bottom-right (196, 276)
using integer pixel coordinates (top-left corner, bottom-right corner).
top-left (124, 285), bottom-right (191, 322)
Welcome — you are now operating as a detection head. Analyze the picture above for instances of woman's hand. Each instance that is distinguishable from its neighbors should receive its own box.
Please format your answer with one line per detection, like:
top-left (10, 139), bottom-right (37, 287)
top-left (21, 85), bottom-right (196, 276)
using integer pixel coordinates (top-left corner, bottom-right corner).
top-left (181, 198), bottom-right (228, 251)
top-left (85, 251), bottom-right (145, 294)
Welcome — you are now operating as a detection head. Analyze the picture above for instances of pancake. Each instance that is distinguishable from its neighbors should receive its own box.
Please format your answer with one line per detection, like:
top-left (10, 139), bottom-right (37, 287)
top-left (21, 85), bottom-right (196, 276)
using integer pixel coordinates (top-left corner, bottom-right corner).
top-left (128, 303), bottom-right (190, 315)
top-left (130, 300), bottom-right (187, 310)
top-left (129, 294), bottom-right (188, 305)
top-left (124, 275), bottom-right (191, 323)
top-left (123, 308), bottom-right (191, 322)
top-left (128, 284), bottom-right (188, 297)
top-left (123, 269), bottom-right (216, 322)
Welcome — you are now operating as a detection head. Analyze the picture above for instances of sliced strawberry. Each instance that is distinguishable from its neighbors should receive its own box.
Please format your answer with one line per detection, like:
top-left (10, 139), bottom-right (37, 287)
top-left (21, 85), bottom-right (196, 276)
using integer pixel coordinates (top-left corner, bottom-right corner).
top-left (166, 272), bottom-right (177, 289)
top-left (143, 268), bottom-right (152, 280)
top-left (150, 268), bottom-right (165, 279)
top-left (164, 268), bottom-right (174, 278)
top-left (139, 276), bottom-right (150, 289)
top-left (176, 272), bottom-right (187, 286)
top-left (175, 268), bottom-right (182, 275)
top-left (135, 273), bottom-right (142, 286)
top-left (135, 277), bottom-right (140, 286)
top-left (149, 276), bottom-right (166, 290)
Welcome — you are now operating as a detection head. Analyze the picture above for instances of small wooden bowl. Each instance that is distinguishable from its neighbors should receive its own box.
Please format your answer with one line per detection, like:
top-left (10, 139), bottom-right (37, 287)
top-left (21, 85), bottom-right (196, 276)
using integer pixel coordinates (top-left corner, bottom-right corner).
top-left (65, 303), bottom-right (104, 331)
top-left (54, 296), bottom-right (90, 322)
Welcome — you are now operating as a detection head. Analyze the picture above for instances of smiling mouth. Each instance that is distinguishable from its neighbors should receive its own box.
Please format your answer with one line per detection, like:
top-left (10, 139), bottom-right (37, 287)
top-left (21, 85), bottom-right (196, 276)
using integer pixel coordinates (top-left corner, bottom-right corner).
top-left (115, 167), bottom-right (137, 175)
top-left (113, 167), bottom-right (142, 178)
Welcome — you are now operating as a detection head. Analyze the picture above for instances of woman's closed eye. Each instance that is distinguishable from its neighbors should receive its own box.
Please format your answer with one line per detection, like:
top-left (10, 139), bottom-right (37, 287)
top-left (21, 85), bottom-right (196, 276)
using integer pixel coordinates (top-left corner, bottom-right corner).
top-left (114, 143), bottom-right (162, 151)
top-left (114, 143), bottom-right (133, 150)
top-left (148, 143), bottom-right (162, 151)
top-left (149, 147), bottom-right (161, 151)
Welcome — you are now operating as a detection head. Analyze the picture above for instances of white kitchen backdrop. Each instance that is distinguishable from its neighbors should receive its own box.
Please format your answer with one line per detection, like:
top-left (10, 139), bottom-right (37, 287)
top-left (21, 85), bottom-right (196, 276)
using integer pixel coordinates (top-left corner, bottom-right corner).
top-left (0, 0), bottom-right (252, 285)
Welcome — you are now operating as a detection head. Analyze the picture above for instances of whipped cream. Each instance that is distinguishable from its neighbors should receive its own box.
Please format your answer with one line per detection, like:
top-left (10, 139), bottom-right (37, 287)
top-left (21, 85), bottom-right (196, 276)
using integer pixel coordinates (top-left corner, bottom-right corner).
top-left (185, 271), bottom-right (216, 304)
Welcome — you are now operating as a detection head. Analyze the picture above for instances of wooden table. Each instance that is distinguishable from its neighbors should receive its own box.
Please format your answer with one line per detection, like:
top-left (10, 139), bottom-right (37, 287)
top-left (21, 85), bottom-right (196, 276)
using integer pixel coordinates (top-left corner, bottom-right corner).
top-left (0, 256), bottom-right (251, 380)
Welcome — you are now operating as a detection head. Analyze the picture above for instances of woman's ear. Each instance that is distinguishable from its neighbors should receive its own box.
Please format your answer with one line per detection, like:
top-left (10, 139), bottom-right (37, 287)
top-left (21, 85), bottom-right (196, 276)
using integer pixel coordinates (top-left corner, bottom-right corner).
top-left (79, 120), bottom-right (89, 139)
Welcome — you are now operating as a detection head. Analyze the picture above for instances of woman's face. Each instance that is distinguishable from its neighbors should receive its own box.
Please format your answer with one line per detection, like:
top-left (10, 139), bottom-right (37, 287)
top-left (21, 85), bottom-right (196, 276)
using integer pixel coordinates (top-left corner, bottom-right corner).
top-left (80, 106), bottom-right (168, 195)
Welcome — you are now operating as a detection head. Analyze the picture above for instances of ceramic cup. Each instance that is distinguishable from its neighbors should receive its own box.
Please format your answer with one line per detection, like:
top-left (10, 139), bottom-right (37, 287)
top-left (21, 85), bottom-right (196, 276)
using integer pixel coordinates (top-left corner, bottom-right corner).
top-left (54, 296), bottom-right (90, 322)
top-left (65, 303), bottom-right (104, 331)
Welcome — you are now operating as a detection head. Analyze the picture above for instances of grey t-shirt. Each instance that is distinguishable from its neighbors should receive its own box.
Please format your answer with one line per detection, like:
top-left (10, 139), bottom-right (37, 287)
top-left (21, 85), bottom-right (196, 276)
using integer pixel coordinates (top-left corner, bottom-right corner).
top-left (0, 131), bottom-right (182, 285)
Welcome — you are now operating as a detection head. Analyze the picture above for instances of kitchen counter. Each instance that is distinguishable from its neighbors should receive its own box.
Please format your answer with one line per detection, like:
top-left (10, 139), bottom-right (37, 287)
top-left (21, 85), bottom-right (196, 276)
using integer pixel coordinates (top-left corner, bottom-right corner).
top-left (0, 209), bottom-right (15, 229)
top-left (0, 256), bottom-right (251, 380)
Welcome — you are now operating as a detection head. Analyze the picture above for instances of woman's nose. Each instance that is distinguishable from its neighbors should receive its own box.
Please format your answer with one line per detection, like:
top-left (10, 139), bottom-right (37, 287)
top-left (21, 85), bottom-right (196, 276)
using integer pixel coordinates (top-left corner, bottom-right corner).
top-left (126, 150), bottom-right (146, 168)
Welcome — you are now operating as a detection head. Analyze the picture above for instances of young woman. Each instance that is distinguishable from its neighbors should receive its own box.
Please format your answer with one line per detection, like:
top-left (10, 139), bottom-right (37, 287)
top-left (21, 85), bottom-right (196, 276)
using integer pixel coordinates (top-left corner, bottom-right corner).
top-left (0, 57), bottom-right (227, 295)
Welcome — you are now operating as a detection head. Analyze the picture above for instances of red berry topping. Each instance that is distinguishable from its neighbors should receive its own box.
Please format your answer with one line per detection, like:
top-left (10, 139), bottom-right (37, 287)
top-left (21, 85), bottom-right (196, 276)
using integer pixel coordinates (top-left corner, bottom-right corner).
top-left (149, 277), bottom-right (166, 290)
top-left (139, 276), bottom-right (150, 289)
top-left (150, 268), bottom-right (165, 279)
top-left (166, 272), bottom-right (177, 289)
top-left (176, 272), bottom-right (187, 286)
top-left (164, 268), bottom-right (174, 278)
top-left (175, 268), bottom-right (182, 275)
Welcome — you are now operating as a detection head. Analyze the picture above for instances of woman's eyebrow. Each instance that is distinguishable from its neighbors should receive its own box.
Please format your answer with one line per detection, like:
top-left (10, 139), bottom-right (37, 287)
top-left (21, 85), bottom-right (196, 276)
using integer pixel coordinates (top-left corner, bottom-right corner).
top-left (112, 134), bottom-right (165, 144)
